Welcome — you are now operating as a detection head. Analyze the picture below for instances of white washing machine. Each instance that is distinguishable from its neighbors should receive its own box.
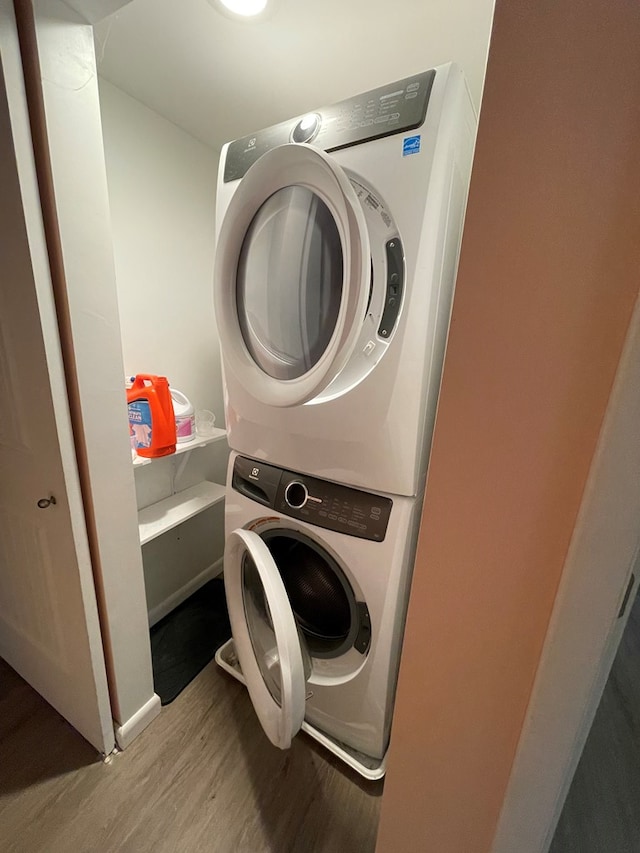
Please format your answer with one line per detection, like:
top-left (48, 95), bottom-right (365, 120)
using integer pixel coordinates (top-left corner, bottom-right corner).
top-left (215, 452), bottom-right (421, 779)
top-left (214, 62), bottom-right (476, 497)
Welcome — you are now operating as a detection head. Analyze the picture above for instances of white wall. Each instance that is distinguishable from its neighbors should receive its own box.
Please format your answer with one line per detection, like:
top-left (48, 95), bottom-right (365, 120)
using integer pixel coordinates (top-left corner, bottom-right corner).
top-left (98, 78), bottom-right (226, 461)
top-left (99, 78), bottom-right (228, 617)
top-left (94, 0), bottom-right (496, 151)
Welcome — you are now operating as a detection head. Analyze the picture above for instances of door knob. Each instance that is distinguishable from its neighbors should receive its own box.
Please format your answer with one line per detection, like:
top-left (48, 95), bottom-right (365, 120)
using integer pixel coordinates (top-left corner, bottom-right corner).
top-left (37, 496), bottom-right (57, 509)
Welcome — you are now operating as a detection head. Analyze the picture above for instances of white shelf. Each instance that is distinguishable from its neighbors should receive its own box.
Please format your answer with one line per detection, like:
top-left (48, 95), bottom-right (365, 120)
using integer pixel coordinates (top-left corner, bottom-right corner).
top-left (132, 428), bottom-right (227, 467)
top-left (138, 481), bottom-right (226, 546)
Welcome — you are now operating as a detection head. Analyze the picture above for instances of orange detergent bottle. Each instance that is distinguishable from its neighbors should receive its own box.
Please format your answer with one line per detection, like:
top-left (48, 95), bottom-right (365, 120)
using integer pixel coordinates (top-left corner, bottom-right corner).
top-left (127, 374), bottom-right (176, 458)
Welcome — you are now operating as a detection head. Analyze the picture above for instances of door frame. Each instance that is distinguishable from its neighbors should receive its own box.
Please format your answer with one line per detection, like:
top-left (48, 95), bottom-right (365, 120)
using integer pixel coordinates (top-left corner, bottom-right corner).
top-left (492, 293), bottom-right (640, 852)
top-left (0, 0), bottom-right (115, 754)
top-left (10, 0), bottom-right (160, 746)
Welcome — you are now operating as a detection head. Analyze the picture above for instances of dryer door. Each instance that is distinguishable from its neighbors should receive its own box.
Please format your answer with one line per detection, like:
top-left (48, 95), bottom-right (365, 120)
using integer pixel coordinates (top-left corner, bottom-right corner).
top-left (214, 144), bottom-right (370, 407)
top-left (224, 527), bottom-right (311, 749)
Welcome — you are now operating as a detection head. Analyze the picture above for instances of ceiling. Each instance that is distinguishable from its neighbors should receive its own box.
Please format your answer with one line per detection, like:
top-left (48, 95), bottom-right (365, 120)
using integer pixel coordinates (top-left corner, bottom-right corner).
top-left (94, 0), bottom-right (495, 152)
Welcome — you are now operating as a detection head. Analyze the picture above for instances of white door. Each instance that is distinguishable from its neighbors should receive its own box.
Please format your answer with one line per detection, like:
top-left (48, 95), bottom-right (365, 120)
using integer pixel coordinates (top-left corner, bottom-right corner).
top-left (225, 528), bottom-right (311, 748)
top-left (0, 17), bottom-right (113, 754)
top-left (214, 144), bottom-right (371, 407)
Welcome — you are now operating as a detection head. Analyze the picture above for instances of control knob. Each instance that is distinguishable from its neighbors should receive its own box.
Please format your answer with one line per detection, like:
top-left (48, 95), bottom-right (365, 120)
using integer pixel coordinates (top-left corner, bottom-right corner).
top-left (284, 480), bottom-right (308, 509)
top-left (291, 113), bottom-right (321, 144)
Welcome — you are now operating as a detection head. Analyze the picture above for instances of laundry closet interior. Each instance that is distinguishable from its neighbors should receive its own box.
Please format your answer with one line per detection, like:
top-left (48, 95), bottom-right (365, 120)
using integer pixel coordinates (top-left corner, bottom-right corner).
top-left (0, 0), bottom-right (500, 778)
top-left (5, 1), bottom-right (640, 848)
top-left (83, 0), bottom-right (493, 718)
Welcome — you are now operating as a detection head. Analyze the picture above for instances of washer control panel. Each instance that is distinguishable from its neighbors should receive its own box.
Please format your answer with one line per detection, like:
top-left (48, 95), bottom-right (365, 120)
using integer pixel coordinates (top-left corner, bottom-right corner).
top-left (224, 69), bottom-right (436, 183)
top-left (232, 456), bottom-right (392, 542)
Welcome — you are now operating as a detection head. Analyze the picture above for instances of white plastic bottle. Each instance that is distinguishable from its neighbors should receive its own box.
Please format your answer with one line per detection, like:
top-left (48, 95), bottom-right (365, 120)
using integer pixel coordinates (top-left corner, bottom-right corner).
top-left (170, 389), bottom-right (195, 443)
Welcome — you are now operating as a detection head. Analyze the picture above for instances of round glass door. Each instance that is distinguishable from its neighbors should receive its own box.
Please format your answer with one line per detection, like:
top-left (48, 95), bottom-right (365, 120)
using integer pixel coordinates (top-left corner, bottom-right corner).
top-left (261, 530), bottom-right (358, 659)
top-left (214, 144), bottom-right (370, 407)
top-left (237, 187), bottom-right (343, 381)
top-left (224, 528), bottom-right (310, 749)
top-left (242, 551), bottom-right (285, 704)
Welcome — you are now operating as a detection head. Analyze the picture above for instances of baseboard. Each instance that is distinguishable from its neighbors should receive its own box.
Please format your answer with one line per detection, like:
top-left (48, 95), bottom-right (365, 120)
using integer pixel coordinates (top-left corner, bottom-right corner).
top-left (114, 692), bottom-right (162, 750)
top-left (147, 557), bottom-right (224, 628)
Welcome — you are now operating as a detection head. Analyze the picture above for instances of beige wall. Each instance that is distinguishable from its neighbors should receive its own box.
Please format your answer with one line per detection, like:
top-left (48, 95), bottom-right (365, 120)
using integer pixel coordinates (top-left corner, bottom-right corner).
top-left (376, 1), bottom-right (640, 851)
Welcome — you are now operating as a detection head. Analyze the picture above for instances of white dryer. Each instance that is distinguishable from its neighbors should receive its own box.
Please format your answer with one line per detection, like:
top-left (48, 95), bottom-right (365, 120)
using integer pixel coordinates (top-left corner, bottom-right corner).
top-left (216, 452), bottom-right (421, 779)
top-left (214, 63), bottom-right (476, 497)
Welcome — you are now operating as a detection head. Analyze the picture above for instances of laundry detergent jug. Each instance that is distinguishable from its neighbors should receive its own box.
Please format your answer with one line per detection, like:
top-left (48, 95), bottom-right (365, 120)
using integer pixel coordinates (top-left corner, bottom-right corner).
top-left (127, 374), bottom-right (176, 458)
top-left (170, 389), bottom-right (195, 443)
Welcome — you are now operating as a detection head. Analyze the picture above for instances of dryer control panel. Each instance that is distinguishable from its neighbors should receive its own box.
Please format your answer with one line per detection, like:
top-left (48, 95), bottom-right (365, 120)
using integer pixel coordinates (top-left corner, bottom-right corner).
top-left (223, 69), bottom-right (436, 182)
top-left (232, 456), bottom-right (392, 542)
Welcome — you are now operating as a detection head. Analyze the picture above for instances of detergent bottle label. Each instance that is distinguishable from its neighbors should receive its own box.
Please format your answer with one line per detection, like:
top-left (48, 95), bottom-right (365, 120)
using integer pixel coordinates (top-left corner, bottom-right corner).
top-left (175, 414), bottom-right (194, 442)
top-left (128, 399), bottom-right (153, 449)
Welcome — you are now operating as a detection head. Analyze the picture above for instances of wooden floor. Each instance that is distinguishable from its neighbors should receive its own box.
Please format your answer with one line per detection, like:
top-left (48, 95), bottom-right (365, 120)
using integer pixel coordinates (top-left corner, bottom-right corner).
top-left (0, 656), bottom-right (382, 853)
top-left (551, 592), bottom-right (640, 852)
top-left (7, 591), bottom-right (639, 853)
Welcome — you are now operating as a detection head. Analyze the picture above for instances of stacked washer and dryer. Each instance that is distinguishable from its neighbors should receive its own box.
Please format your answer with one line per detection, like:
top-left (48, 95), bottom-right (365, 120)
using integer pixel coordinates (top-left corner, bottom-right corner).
top-left (213, 63), bottom-right (476, 779)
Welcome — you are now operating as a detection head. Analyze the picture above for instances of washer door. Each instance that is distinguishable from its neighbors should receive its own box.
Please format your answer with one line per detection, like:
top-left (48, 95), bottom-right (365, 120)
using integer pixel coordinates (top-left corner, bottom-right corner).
top-left (214, 144), bottom-right (371, 407)
top-left (224, 528), bottom-right (311, 749)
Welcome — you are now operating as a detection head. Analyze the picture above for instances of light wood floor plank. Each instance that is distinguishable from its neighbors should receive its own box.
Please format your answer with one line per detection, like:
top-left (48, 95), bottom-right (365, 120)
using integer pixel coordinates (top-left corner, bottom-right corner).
top-left (0, 657), bottom-right (381, 853)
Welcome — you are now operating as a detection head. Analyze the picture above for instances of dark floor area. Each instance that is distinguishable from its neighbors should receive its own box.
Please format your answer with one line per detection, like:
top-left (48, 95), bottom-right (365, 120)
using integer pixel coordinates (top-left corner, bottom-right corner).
top-left (551, 592), bottom-right (640, 853)
top-left (150, 577), bottom-right (230, 705)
